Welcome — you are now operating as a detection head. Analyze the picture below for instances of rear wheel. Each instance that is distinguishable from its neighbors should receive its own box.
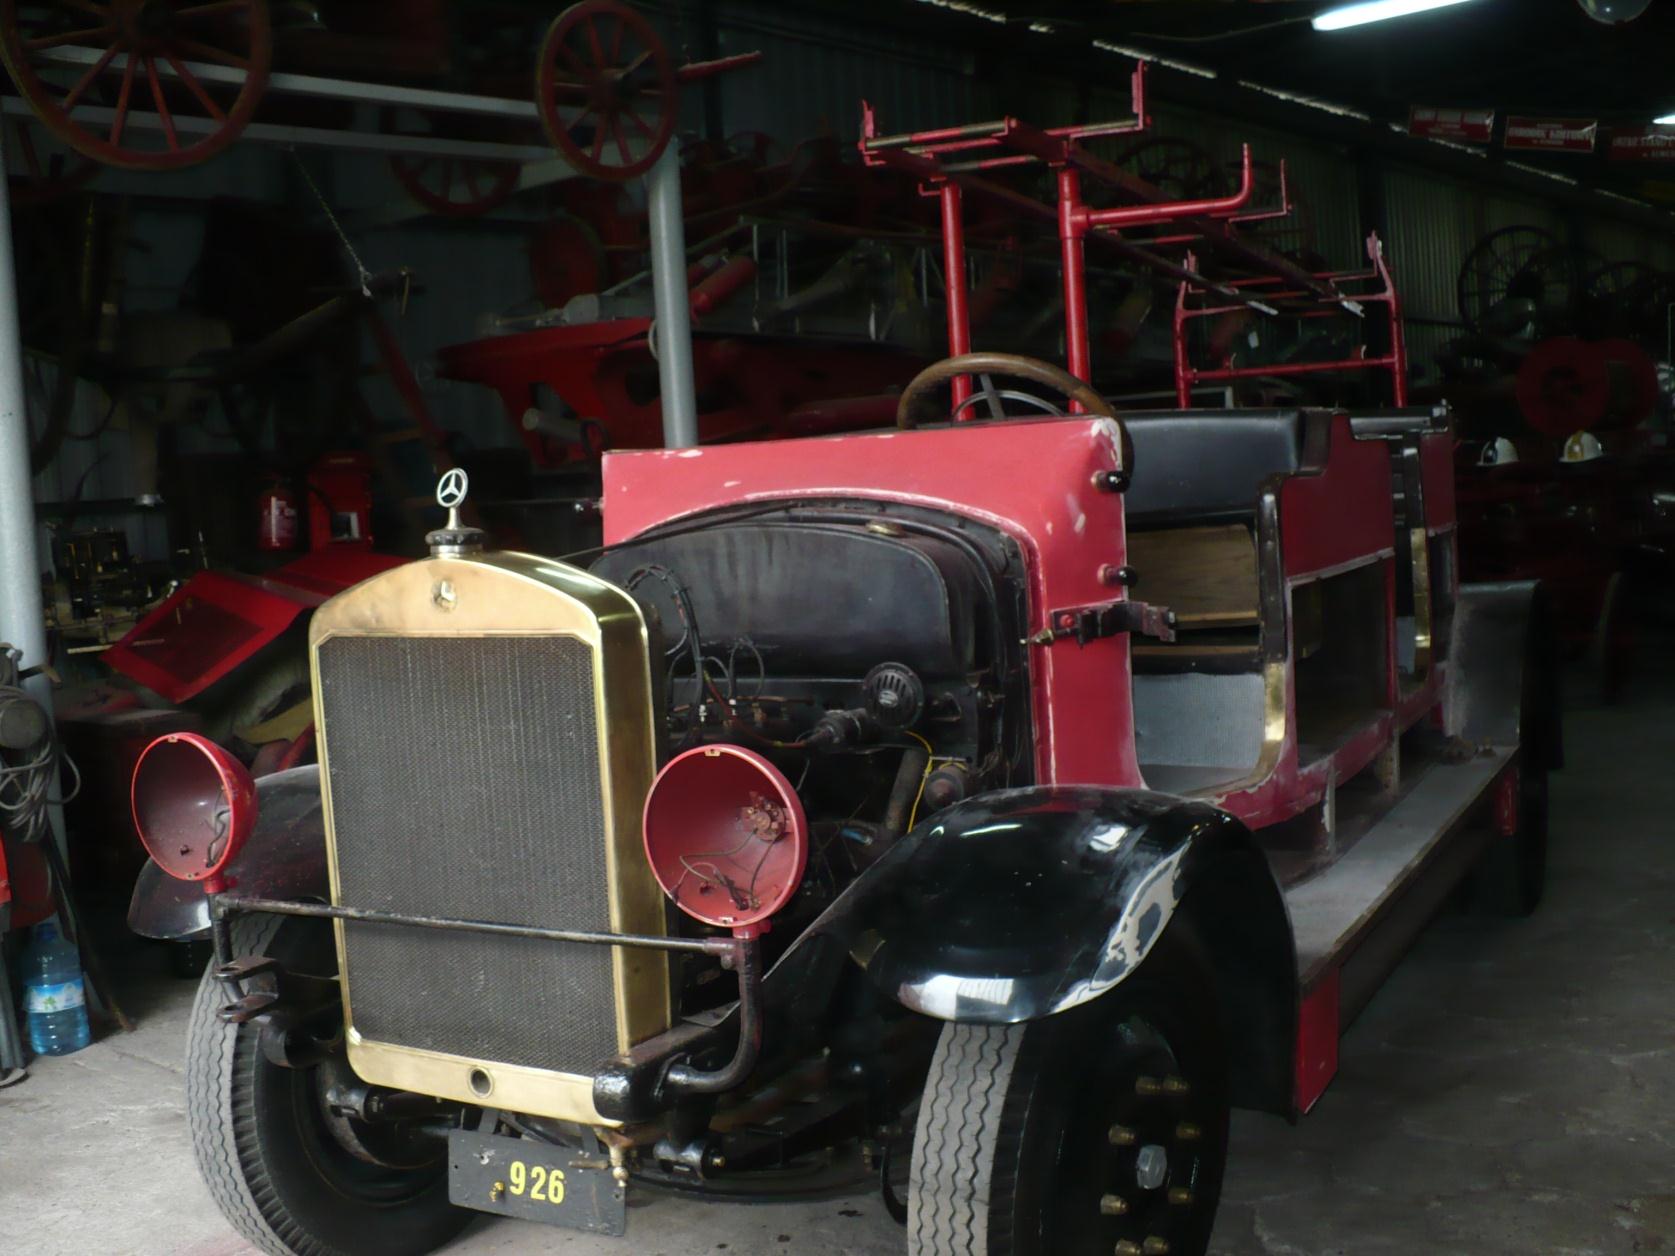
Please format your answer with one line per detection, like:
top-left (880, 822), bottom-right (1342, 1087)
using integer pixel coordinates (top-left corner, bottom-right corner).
top-left (907, 928), bottom-right (1229, 1256)
top-left (185, 914), bottom-right (468, 1256)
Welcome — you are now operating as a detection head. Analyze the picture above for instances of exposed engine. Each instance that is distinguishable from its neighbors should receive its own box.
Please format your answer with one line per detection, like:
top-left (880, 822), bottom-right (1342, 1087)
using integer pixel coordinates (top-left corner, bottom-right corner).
top-left (593, 502), bottom-right (1031, 979)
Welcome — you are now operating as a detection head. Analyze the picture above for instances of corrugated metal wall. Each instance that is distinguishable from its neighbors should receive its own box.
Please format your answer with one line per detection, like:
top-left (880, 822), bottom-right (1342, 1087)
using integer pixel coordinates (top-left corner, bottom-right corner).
top-left (713, 2), bottom-right (983, 141)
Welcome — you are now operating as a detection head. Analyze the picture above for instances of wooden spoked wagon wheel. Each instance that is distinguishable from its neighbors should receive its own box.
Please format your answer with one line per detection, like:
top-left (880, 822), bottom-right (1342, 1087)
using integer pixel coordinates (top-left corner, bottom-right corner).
top-left (0, 0), bottom-right (272, 171)
top-left (381, 107), bottom-right (522, 218)
top-left (387, 151), bottom-right (520, 217)
top-left (535, 0), bottom-right (677, 182)
top-left (1455, 225), bottom-right (1559, 336)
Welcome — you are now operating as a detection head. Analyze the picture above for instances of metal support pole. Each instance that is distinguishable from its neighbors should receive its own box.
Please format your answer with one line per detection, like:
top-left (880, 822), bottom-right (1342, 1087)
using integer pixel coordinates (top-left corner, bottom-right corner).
top-left (938, 183), bottom-right (972, 414)
top-left (647, 145), bottom-right (698, 449)
top-left (1057, 167), bottom-right (1091, 399)
top-left (0, 138), bottom-right (52, 721)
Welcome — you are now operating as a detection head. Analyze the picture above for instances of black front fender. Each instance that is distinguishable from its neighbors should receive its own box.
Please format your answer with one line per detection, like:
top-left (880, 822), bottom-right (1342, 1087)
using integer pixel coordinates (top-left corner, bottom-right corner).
top-left (127, 765), bottom-right (329, 941)
top-left (773, 786), bottom-right (1290, 1026)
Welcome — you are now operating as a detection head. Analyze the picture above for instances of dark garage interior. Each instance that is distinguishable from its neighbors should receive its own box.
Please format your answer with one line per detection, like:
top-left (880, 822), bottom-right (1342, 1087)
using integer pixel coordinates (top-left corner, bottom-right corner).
top-left (2, 2), bottom-right (1673, 1254)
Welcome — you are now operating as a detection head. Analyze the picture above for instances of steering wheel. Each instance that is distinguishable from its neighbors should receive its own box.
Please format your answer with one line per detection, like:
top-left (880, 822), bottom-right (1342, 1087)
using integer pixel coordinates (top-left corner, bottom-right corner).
top-left (896, 353), bottom-right (1119, 430)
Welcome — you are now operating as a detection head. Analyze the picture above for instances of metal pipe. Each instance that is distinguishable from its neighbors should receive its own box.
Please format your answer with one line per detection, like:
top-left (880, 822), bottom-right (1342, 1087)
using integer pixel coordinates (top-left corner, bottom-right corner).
top-left (0, 135), bottom-right (55, 750)
top-left (938, 183), bottom-right (972, 413)
top-left (1079, 144), bottom-right (1256, 229)
top-left (215, 894), bottom-right (739, 957)
top-left (1058, 168), bottom-right (1091, 394)
top-left (647, 145), bottom-right (698, 449)
top-left (883, 745), bottom-right (930, 836)
top-left (661, 938), bottom-right (763, 1096)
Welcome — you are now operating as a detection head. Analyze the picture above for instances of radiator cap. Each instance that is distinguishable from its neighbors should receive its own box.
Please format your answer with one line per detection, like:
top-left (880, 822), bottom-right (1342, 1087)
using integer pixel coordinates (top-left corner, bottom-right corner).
top-left (427, 467), bottom-right (486, 556)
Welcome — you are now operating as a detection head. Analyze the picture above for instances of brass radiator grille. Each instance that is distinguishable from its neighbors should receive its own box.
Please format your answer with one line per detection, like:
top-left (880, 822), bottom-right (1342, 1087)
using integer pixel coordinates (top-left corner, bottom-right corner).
top-left (316, 634), bottom-right (618, 1075)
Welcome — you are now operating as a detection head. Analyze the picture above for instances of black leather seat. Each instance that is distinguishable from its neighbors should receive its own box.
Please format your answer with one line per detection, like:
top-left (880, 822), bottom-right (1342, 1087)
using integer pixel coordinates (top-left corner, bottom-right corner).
top-left (1122, 409), bottom-right (1309, 524)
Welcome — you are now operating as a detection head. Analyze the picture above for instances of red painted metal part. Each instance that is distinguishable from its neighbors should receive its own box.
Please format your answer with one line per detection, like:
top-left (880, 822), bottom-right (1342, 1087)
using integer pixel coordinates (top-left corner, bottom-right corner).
top-left (643, 743), bottom-right (809, 932)
top-left (437, 322), bottom-right (926, 467)
top-left (1174, 233), bottom-right (1408, 408)
top-left (939, 182), bottom-right (973, 411)
top-left (102, 549), bottom-right (401, 704)
top-left (1280, 418), bottom-right (1395, 580)
top-left (1057, 167), bottom-right (1091, 392)
top-left (1295, 967), bottom-right (1341, 1114)
top-left (131, 732), bottom-right (258, 891)
top-left (1514, 336), bottom-right (1659, 436)
top-left (602, 418), bottom-right (1140, 790)
top-left (1493, 768), bottom-right (1519, 838)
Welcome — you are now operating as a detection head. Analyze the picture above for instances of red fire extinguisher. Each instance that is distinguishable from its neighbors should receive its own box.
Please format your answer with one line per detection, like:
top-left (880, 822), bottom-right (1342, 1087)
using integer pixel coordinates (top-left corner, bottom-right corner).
top-left (257, 477), bottom-right (299, 552)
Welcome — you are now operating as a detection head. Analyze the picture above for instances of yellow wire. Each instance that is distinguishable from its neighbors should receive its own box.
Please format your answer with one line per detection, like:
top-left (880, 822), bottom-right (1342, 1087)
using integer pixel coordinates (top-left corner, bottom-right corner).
top-left (902, 730), bottom-right (935, 831)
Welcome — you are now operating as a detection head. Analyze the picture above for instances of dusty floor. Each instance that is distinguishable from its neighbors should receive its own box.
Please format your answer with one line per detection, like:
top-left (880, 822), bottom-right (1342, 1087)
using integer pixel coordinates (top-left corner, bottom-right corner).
top-left (5, 656), bottom-right (1674, 1256)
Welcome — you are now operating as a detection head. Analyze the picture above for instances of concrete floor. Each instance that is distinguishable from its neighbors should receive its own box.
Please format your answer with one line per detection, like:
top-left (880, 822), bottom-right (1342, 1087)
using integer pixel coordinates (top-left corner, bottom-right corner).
top-left (6, 656), bottom-right (1675, 1256)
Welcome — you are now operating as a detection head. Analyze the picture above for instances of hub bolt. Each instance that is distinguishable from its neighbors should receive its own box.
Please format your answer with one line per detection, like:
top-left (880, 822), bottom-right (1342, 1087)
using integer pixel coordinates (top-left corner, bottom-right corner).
top-left (1143, 1240), bottom-right (1171, 1255)
top-left (1169, 1187), bottom-right (1193, 1206)
top-left (1108, 1124), bottom-right (1137, 1146)
top-left (1099, 1193), bottom-right (1130, 1216)
top-left (1176, 1122), bottom-right (1201, 1142)
top-left (1135, 1076), bottom-right (1161, 1096)
top-left (1162, 1076), bottom-right (1190, 1096)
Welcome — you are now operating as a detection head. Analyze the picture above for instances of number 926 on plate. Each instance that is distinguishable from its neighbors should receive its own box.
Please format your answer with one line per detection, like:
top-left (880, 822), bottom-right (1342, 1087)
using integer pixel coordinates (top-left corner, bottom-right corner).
top-left (448, 1129), bottom-right (627, 1235)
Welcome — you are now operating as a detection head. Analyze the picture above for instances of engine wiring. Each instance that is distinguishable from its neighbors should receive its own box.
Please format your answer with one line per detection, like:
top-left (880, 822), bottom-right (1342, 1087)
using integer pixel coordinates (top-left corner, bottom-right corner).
top-left (900, 729), bottom-right (937, 830)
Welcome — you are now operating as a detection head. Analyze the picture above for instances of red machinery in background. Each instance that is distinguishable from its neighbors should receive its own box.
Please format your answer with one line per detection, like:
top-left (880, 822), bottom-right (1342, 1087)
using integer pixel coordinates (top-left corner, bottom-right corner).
top-left (102, 452), bottom-right (397, 710)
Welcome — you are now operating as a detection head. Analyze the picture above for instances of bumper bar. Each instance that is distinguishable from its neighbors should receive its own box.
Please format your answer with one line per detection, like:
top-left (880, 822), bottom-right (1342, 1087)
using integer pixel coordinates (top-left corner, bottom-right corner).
top-left (208, 892), bottom-right (761, 1103)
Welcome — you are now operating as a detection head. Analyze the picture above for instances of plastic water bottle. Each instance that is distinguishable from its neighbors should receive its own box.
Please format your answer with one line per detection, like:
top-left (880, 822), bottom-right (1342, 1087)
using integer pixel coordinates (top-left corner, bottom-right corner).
top-left (23, 921), bottom-right (91, 1056)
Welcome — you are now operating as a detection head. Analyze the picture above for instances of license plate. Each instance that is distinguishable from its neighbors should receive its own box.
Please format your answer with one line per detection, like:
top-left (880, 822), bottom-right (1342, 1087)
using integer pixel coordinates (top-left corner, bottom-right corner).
top-left (447, 1129), bottom-right (627, 1236)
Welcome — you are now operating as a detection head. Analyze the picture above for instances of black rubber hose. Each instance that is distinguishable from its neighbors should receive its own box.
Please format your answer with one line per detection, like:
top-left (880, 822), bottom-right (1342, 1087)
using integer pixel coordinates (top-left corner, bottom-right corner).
top-left (883, 745), bottom-right (929, 837)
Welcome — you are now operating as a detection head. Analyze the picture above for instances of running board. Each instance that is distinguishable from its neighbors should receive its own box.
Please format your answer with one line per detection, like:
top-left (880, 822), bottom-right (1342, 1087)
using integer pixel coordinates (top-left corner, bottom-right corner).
top-left (1286, 746), bottom-right (1514, 998)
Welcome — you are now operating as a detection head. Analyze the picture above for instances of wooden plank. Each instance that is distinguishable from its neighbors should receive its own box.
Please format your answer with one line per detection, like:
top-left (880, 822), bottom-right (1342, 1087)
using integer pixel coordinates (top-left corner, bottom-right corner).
top-left (1286, 748), bottom-right (1511, 988)
top-left (1127, 524), bottom-right (1259, 626)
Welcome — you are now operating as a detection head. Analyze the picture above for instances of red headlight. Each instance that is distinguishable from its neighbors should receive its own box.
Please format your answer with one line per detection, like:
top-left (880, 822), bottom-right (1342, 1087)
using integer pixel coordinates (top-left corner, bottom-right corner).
top-left (130, 733), bottom-right (257, 892)
top-left (641, 744), bottom-right (808, 936)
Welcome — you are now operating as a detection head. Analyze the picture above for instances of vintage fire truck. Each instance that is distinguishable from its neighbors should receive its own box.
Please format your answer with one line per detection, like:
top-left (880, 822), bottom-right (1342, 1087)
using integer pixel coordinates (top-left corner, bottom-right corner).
top-left (127, 100), bottom-right (1557, 1256)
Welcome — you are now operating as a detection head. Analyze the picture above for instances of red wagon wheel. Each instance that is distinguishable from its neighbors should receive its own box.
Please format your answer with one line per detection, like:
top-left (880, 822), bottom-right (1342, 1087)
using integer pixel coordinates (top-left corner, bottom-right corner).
top-left (388, 152), bottom-right (520, 217)
top-left (0, 0), bottom-right (272, 172)
top-left (381, 107), bottom-right (522, 218)
top-left (535, 0), bottom-right (677, 182)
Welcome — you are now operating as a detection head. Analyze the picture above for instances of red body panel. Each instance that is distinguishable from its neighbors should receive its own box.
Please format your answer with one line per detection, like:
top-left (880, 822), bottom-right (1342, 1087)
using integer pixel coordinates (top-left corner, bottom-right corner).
top-left (603, 418), bottom-right (1141, 789)
top-left (103, 550), bottom-right (401, 703)
top-left (1279, 417), bottom-right (1395, 579)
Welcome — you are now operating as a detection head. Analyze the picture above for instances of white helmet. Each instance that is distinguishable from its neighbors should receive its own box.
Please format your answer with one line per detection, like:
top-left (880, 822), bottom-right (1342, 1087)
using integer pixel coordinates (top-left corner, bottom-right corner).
top-left (1478, 437), bottom-right (1518, 467)
top-left (1561, 430), bottom-right (1604, 463)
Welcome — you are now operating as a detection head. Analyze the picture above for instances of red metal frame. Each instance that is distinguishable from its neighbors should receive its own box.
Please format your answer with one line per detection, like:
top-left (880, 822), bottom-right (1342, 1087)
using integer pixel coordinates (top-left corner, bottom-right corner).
top-left (858, 74), bottom-right (1347, 408)
top-left (1174, 233), bottom-right (1410, 409)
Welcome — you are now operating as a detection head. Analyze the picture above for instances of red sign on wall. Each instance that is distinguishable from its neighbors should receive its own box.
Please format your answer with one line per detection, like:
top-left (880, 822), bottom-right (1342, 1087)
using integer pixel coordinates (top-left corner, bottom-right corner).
top-left (1408, 106), bottom-right (1494, 144)
top-left (1503, 116), bottom-right (1598, 153)
top-left (1608, 126), bottom-right (1675, 162)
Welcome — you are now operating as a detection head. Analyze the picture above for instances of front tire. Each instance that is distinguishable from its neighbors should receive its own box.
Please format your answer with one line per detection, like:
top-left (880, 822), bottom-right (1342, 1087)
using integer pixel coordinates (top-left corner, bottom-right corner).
top-left (907, 927), bottom-right (1229, 1256)
top-left (185, 914), bottom-right (468, 1256)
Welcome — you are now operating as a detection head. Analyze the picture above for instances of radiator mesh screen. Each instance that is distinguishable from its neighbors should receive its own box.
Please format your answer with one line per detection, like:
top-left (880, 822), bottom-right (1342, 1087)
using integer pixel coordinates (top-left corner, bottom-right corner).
top-left (317, 635), bottom-right (618, 1074)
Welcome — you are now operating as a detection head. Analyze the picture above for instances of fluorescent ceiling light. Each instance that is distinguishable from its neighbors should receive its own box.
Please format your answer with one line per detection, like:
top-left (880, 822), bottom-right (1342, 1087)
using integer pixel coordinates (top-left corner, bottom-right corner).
top-left (1312, 0), bottom-right (1477, 32)
top-left (1655, 113), bottom-right (1675, 124)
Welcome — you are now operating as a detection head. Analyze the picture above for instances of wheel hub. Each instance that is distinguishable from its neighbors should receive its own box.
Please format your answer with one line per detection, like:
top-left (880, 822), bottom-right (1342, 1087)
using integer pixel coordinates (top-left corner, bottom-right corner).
top-left (1134, 1143), bottom-right (1168, 1191)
